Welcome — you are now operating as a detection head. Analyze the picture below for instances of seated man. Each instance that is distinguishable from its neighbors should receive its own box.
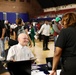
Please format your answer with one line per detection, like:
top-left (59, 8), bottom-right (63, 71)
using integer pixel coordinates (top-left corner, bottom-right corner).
top-left (0, 61), bottom-right (10, 75)
top-left (7, 33), bottom-right (34, 61)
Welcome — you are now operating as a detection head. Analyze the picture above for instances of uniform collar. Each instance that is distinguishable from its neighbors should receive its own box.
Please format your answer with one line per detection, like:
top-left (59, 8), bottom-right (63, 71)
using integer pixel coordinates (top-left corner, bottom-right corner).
top-left (18, 43), bottom-right (26, 49)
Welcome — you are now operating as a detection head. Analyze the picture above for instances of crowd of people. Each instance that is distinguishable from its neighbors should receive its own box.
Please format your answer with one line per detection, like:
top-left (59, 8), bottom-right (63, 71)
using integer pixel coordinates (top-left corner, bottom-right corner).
top-left (0, 12), bottom-right (76, 75)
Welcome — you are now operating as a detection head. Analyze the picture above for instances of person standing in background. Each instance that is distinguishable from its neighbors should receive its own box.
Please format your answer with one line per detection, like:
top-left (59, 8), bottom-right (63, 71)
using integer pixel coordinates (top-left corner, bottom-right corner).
top-left (52, 17), bottom-right (62, 51)
top-left (0, 20), bottom-right (6, 59)
top-left (24, 24), bottom-right (32, 47)
top-left (4, 20), bottom-right (10, 41)
top-left (30, 24), bottom-right (35, 46)
top-left (13, 18), bottom-right (32, 47)
top-left (38, 20), bottom-right (51, 50)
top-left (52, 17), bottom-right (62, 44)
top-left (37, 21), bottom-right (43, 42)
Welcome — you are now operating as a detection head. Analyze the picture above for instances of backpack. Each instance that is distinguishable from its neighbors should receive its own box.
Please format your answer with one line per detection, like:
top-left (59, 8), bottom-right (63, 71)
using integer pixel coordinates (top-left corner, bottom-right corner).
top-left (17, 26), bottom-right (25, 35)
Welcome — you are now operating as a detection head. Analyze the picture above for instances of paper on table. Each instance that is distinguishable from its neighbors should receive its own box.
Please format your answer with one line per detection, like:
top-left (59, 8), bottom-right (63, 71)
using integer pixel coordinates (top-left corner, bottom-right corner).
top-left (31, 70), bottom-right (46, 75)
top-left (48, 69), bottom-right (61, 75)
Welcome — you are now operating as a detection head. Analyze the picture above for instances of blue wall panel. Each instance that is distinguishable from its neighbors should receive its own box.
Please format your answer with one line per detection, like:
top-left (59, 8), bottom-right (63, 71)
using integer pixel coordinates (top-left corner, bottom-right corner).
top-left (0, 12), bottom-right (3, 20)
top-left (7, 12), bottom-right (16, 23)
top-left (18, 13), bottom-right (29, 22)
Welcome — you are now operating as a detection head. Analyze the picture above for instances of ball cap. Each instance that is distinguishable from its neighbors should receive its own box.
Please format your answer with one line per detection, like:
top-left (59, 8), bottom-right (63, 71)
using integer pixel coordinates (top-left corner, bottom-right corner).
top-left (55, 17), bottom-right (61, 22)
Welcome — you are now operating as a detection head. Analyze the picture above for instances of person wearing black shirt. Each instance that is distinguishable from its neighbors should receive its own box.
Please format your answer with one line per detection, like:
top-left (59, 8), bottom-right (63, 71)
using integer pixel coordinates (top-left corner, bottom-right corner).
top-left (50, 12), bottom-right (76, 75)
top-left (13, 18), bottom-right (32, 47)
top-left (0, 20), bottom-right (6, 58)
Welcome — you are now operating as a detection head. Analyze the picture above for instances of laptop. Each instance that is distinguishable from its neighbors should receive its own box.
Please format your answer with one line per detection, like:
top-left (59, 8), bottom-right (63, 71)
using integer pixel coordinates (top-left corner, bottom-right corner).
top-left (7, 60), bottom-right (35, 75)
top-left (46, 57), bottom-right (61, 70)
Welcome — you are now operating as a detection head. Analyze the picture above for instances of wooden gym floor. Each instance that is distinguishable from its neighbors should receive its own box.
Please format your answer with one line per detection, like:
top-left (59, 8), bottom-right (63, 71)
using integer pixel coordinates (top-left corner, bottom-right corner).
top-left (5, 38), bottom-right (54, 65)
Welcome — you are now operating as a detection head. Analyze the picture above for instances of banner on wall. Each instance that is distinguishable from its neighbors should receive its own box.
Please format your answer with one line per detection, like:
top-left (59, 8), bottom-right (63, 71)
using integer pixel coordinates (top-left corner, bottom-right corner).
top-left (7, 12), bottom-right (16, 23)
top-left (0, 12), bottom-right (29, 23)
top-left (0, 12), bottom-right (3, 20)
top-left (18, 13), bottom-right (29, 22)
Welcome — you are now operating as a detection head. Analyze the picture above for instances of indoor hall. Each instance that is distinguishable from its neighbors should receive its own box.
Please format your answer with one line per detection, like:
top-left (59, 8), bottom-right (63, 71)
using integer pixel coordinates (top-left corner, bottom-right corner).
top-left (0, 0), bottom-right (76, 75)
